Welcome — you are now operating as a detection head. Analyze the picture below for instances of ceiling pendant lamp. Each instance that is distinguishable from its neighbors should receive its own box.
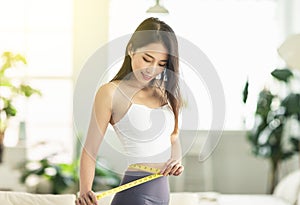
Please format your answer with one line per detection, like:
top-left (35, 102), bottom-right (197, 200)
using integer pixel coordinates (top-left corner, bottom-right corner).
top-left (146, 0), bottom-right (169, 14)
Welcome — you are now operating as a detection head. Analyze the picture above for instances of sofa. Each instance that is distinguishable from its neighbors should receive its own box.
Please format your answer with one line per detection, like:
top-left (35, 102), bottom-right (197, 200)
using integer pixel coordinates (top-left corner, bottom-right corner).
top-left (0, 191), bottom-right (295, 205)
top-left (0, 170), bottom-right (299, 205)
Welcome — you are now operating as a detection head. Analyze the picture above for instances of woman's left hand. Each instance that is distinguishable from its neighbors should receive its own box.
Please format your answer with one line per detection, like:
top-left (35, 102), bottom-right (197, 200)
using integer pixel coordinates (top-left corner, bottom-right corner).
top-left (160, 158), bottom-right (184, 176)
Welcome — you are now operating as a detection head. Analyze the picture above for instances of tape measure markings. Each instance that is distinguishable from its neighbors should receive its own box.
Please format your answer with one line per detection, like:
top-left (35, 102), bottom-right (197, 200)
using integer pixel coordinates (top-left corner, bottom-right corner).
top-left (96, 164), bottom-right (162, 200)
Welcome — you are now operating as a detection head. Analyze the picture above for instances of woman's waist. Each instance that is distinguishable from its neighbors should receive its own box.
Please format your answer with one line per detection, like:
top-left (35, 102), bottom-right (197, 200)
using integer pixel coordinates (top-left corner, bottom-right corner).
top-left (126, 162), bottom-right (165, 173)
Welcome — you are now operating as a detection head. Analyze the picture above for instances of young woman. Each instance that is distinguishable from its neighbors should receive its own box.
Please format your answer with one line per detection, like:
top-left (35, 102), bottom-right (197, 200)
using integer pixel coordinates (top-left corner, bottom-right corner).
top-left (75, 17), bottom-right (184, 205)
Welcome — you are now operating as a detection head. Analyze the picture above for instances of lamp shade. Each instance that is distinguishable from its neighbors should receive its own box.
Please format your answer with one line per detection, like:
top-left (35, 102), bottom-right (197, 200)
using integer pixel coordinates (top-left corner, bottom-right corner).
top-left (278, 34), bottom-right (300, 70)
top-left (146, 0), bottom-right (169, 14)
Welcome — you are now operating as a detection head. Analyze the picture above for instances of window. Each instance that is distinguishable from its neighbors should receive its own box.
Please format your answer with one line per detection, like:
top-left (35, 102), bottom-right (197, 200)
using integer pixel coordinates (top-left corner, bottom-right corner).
top-left (108, 0), bottom-right (281, 130)
top-left (0, 0), bottom-right (73, 162)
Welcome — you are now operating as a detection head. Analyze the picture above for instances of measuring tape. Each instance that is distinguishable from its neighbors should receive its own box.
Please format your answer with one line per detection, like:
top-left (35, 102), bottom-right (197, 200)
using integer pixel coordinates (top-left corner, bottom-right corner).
top-left (96, 164), bottom-right (163, 200)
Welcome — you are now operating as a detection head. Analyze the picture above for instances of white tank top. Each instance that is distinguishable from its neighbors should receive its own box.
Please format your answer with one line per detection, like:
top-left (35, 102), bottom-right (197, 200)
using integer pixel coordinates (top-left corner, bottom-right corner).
top-left (112, 84), bottom-right (175, 164)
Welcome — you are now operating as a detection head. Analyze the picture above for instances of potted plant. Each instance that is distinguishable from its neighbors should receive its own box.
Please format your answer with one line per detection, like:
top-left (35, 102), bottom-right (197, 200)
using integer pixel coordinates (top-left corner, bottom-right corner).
top-left (243, 67), bottom-right (300, 193)
top-left (20, 133), bottom-right (121, 194)
top-left (20, 155), bottom-right (121, 194)
top-left (0, 51), bottom-right (41, 163)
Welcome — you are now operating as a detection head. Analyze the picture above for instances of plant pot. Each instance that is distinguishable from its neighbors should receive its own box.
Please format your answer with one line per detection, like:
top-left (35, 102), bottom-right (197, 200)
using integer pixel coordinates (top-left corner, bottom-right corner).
top-left (36, 177), bottom-right (54, 194)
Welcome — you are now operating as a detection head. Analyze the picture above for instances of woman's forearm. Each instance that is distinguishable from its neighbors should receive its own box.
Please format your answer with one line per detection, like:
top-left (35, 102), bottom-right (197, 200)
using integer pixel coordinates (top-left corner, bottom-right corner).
top-left (171, 132), bottom-right (182, 162)
top-left (171, 133), bottom-right (182, 162)
top-left (79, 148), bottom-right (96, 195)
top-left (161, 132), bottom-right (184, 176)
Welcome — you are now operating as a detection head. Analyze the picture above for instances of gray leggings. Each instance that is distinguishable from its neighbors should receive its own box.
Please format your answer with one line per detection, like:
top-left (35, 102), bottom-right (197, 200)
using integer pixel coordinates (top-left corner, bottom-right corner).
top-left (110, 171), bottom-right (170, 205)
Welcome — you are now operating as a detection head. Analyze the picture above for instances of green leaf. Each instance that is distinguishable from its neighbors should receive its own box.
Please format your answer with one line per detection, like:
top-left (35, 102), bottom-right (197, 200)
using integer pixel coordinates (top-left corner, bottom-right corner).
top-left (0, 51), bottom-right (41, 127)
top-left (58, 163), bottom-right (75, 173)
top-left (0, 77), bottom-right (13, 86)
top-left (4, 103), bottom-right (17, 117)
top-left (282, 151), bottom-right (295, 160)
top-left (257, 146), bottom-right (271, 157)
top-left (257, 127), bottom-right (272, 145)
top-left (0, 61), bottom-right (11, 73)
top-left (281, 93), bottom-right (300, 116)
top-left (52, 174), bottom-right (73, 194)
top-left (242, 79), bottom-right (249, 104)
top-left (290, 137), bottom-right (300, 151)
top-left (271, 68), bottom-right (293, 82)
top-left (0, 51), bottom-right (26, 75)
top-left (255, 89), bottom-right (273, 118)
top-left (20, 84), bottom-right (42, 97)
top-left (14, 54), bottom-right (27, 64)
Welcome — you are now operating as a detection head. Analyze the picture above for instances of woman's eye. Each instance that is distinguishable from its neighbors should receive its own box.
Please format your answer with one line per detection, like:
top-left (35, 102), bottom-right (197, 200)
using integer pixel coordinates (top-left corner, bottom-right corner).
top-left (143, 57), bottom-right (151, 63)
top-left (142, 57), bottom-right (166, 67)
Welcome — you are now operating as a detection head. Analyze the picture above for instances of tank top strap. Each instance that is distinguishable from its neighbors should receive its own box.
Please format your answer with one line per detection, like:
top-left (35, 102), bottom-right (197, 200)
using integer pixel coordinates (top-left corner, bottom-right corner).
top-left (110, 81), bottom-right (134, 103)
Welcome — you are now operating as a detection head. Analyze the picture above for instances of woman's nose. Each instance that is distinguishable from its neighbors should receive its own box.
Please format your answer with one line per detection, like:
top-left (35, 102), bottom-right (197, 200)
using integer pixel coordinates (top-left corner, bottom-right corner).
top-left (146, 62), bottom-right (160, 73)
top-left (145, 66), bottom-right (156, 75)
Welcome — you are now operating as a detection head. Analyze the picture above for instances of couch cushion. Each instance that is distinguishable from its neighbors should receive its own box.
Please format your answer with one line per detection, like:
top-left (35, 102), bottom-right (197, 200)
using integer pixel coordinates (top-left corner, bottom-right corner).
top-left (0, 191), bottom-right (76, 205)
top-left (169, 192), bottom-right (199, 205)
top-left (273, 170), bottom-right (300, 205)
top-left (96, 194), bottom-right (114, 205)
top-left (218, 194), bottom-right (292, 205)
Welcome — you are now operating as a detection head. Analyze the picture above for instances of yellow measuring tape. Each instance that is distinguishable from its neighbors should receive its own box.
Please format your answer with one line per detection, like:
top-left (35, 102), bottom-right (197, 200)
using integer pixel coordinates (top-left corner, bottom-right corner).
top-left (96, 164), bottom-right (163, 200)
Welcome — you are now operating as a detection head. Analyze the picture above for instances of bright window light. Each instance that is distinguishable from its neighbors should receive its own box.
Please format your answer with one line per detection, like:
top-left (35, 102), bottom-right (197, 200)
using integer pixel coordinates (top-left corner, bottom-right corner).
top-left (0, 0), bottom-right (73, 163)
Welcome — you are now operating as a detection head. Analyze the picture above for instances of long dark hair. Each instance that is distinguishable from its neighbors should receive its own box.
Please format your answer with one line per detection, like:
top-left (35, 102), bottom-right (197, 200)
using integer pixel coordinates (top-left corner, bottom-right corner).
top-left (110, 17), bottom-right (182, 133)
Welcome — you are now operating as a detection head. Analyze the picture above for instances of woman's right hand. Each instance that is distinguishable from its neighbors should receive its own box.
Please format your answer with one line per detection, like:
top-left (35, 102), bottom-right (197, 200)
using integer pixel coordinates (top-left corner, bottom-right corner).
top-left (75, 190), bottom-right (98, 205)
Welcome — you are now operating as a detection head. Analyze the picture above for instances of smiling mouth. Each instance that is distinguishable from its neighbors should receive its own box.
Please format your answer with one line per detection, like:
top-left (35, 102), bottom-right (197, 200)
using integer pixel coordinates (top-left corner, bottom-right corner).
top-left (141, 72), bottom-right (153, 81)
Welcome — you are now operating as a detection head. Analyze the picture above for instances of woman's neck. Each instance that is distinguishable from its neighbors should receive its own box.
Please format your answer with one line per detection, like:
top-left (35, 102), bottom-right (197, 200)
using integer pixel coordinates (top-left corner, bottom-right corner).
top-left (126, 76), bottom-right (149, 89)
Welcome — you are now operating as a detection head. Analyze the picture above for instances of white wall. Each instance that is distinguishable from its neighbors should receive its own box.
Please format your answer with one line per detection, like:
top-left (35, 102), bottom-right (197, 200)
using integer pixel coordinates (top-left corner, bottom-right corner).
top-left (168, 130), bottom-right (299, 194)
top-left (73, 0), bottom-right (110, 137)
top-left (73, 0), bottom-right (109, 80)
top-left (277, 0), bottom-right (300, 41)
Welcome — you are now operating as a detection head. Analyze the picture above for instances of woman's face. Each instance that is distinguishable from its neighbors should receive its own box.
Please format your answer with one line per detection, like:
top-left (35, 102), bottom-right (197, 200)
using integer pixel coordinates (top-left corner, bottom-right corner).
top-left (129, 42), bottom-right (168, 85)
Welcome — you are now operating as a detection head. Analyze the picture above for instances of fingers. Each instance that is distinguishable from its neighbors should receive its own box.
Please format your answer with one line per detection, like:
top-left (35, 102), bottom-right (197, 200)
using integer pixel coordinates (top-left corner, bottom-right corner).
top-left (168, 162), bottom-right (180, 175)
top-left (173, 165), bottom-right (184, 176)
top-left (77, 196), bottom-right (88, 205)
top-left (75, 197), bottom-right (87, 205)
top-left (87, 191), bottom-right (98, 205)
top-left (75, 191), bottom-right (97, 205)
top-left (160, 159), bottom-right (184, 176)
top-left (160, 159), bottom-right (175, 176)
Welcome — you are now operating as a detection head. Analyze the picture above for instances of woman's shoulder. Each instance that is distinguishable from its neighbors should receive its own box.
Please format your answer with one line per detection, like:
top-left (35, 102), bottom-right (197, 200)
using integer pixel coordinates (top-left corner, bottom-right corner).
top-left (96, 81), bottom-right (120, 93)
top-left (94, 81), bottom-right (120, 103)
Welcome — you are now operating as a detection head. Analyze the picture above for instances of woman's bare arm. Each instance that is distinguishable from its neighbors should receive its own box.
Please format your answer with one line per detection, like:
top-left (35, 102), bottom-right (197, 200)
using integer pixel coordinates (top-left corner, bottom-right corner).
top-left (76, 83), bottom-right (113, 205)
top-left (160, 131), bottom-right (184, 176)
